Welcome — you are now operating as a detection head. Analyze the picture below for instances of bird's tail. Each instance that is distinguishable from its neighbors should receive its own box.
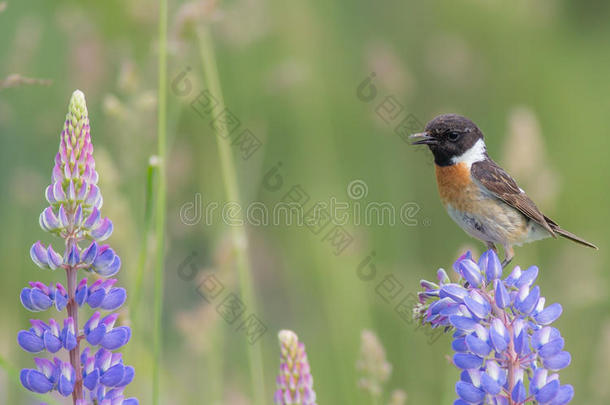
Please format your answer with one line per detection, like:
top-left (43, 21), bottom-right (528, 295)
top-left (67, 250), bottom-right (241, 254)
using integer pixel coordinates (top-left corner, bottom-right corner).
top-left (554, 228), bottom-right (598, 249)
top-left (543, 215), bottom-right (598, 249)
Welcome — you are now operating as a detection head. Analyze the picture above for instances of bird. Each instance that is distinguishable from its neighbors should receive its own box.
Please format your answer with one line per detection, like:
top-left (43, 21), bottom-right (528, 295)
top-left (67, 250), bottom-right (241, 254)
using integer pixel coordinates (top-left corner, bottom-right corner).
top-left (410, 113), bottom-right (597, 267)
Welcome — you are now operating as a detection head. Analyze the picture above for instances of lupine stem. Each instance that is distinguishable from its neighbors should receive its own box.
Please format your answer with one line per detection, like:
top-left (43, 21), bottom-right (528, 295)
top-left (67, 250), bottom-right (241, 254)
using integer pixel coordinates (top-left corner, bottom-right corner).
top-left (195, 24), bottom-right (266, 405)
top-left (66, 205), bottom-right (83, 404)
top-left (152, 0), bottom-right (168, 403)
top-left (484, 288), bottom-right (518, 405)
top-left (66, 265), bottom-right (82, 404)
top-left (506, 322), bottom-right (516, 405)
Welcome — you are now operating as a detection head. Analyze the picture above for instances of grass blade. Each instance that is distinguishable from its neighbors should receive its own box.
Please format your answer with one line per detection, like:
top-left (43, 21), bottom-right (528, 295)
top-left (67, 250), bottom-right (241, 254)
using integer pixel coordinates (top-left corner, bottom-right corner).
top-left (195, 24), bottom-right (266, 405)
top-left (152, 0), bottom-right (168, 403)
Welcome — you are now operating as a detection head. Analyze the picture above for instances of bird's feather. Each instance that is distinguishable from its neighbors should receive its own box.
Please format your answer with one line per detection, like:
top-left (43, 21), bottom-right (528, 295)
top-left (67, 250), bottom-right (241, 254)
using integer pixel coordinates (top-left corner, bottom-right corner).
top-left (471, 158), bottom-right (556, 236)
top-left (543, 215), bottom-right (598, 249)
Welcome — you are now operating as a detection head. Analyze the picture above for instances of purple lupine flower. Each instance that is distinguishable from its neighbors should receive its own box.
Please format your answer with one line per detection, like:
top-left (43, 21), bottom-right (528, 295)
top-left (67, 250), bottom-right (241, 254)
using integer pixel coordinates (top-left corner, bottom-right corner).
top-left (274, 330), bottom-right (317, 405)
top-left (20, 357), bottom-right (75, 396)
top-left (416, 250), bottom-right (574, 405)
top-left (18, 90), bottom-right (137, 404)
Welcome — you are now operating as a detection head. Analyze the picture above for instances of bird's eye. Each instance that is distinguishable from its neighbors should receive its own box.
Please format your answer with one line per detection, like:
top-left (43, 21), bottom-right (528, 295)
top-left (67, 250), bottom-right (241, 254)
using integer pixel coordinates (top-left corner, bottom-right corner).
top-left (447, 131), bottom-right (460, 142)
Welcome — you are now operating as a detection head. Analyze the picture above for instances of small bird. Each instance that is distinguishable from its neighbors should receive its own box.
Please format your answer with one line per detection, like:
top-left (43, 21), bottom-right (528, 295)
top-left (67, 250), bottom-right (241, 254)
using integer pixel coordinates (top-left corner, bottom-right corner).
top-left (410, 113), bottom-right (597, 267)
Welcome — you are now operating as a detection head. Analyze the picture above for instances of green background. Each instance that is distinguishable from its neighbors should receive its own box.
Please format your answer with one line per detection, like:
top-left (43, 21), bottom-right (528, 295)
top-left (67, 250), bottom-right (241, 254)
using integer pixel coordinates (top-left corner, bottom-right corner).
top-left (1, 0), bottom-right (609, 403)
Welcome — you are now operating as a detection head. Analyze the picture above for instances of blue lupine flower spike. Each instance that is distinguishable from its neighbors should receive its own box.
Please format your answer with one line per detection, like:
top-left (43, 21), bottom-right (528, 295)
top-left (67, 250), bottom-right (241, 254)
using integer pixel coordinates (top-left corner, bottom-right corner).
top-left (416, 250), bottom-right (574, 405)
top-left (17, 90), bottom-right (138, 404)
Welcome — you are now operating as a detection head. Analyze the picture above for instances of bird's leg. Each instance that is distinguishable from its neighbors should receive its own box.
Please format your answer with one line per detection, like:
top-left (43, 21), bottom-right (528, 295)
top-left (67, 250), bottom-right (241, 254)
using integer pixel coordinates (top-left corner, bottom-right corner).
top-left (486, 242), bottom-right (497, 252)
top-left (501, 245), bottom-right (514, 268)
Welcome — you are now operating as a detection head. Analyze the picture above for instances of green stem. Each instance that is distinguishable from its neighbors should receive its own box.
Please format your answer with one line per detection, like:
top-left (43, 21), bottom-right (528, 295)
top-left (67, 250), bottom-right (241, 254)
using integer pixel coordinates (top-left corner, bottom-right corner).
top-left (153, 0), bottom-right (168, 403)
top-left (195, 24), bottom-right (266, 405)
top-left (207, 324), bottom-right (224, 404)
top-left (129, 160), bottom-right (157, 319)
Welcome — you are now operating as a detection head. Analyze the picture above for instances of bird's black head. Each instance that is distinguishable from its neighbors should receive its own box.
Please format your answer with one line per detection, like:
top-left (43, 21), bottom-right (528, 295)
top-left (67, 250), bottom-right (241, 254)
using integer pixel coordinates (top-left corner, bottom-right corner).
top-left (410, 114), bottom-right (486, 166)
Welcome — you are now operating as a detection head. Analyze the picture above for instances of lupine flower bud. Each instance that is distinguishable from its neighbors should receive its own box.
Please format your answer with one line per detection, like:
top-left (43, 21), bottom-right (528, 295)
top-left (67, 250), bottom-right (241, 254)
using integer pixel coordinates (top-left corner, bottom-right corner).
top-left (417, 250), bottom-right (574, 405)
top-left (41, 89), bottom-right (111, 241)
top-left (274, 330), bottom-right (317, 405)
top-left (30, 241), bottom-right (63, 270)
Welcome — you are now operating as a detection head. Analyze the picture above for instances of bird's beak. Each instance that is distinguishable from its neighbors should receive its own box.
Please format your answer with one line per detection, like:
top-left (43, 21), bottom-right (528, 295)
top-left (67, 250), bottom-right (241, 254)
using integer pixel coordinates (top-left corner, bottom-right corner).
top-left (409, 131), bottom-right (437, 145)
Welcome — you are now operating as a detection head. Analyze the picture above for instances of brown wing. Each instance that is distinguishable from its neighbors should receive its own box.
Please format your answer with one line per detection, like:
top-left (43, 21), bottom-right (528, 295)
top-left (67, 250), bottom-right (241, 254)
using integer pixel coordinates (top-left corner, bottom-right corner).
top-left (471, 159), bottom-right (556, 237)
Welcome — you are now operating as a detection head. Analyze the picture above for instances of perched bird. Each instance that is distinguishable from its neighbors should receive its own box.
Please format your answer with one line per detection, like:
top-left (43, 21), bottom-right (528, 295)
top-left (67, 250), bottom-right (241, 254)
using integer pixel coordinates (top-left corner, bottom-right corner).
top-left (410, 113), bottom-right (597, 267)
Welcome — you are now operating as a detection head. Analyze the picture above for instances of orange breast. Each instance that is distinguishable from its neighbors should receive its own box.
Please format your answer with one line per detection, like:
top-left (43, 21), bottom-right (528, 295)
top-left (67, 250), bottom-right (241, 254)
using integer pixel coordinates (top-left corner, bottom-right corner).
top-left (435, 163), bottom-right (480, 212)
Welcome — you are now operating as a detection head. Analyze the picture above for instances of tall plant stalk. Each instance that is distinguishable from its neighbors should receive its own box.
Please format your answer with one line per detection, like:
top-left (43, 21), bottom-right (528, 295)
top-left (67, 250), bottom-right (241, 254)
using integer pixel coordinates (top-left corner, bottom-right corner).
top-left (152, 0), bottom-right (168, 403)
top-left (129, 160), bottom-right (157, 320)
top-left (195, 24), bottom-right (266, 405)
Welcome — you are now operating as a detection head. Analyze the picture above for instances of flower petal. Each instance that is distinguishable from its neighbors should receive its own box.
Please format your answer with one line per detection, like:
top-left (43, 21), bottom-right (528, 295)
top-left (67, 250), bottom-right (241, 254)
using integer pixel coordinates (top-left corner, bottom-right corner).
top-left (544, 351), bottom-right (571, 370)
top-left (464, 295), bottom-right (490, 319)
top-left (57, 374), bottom-right (75, 396)
top-left (536, 379), bottom-right (560, 403)
top-left (535, 303), bottom-right (563, 325)
top-left (449, 316), bottom-right (478, 332)
top-left (456, 381), bottom-right (485, 403)
top-left (20, 289), bottom-right (35, 311)
top-left (453, 353), bottom-right (483, 370)
top-left (83, 368), bottom-right (100, 391)
top-left (99, 363), bottom-right (125, 387)
top-left (550, 385), bottom-right (574, 405)
top-left (101, 326), bottom-right (131, 350)
top-left (480, 371), bottom-right (502, 395)
top-left (479, 250), bottom-right (502, 282)
top-left (117, 365), bottom-right (135, 387)
top-left (43, 331), bottom-right (62, 353)
top-left (100, 288), bottom-right (127, 310)
top-left (539, 338), bottom-right (565, 359)
top-left (21, 369), bottom-right (54, 393)
top-left (511, 380), bottom-right (526, 403)
top-left (452, 337), bottom-right (468, 353)
top-left (440, 284), bottom-right (469, 303)
top-left (30, 242), bottom-right (49, 269)
top-left (516, 265), bottom-right (539, 287)
top-left (457, 259), bottom-right (482, 287)
top-left (465, 334), bottom-right (491, 357)
top-left (17, 330), bottom-right (44, 353)
top-left (494, 279), bottom-right (511, 309)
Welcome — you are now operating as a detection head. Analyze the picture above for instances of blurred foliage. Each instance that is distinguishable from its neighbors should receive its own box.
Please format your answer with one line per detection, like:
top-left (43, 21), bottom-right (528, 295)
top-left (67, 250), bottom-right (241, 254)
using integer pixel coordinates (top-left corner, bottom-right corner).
top-left (1, 0), bottom-right (609, 403)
